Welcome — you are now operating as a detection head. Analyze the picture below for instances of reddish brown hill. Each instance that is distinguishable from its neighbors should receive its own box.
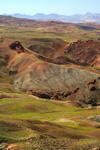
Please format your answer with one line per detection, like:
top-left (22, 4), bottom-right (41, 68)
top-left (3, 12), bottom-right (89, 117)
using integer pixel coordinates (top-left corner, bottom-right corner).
top-left (77, 23), bottom-right (100, 30)
top-left (0, 38), bottom-right (100, 106)
top-left (0, 16), bottom-right (74, 29)
top-left (28, 38), bottom-right (67, 58)
top-left (64, 40), bottom-right (100, 67)
top-left (1, 15), bottom-right (100, 32)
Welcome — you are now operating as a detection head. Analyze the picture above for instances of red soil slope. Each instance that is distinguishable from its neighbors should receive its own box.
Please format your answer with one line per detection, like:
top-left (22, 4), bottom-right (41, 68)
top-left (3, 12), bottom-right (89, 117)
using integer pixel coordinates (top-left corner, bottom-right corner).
top-left (64, 40), bottom-right (100, 67)
top-left (0, 38), bottom-right (100, 106)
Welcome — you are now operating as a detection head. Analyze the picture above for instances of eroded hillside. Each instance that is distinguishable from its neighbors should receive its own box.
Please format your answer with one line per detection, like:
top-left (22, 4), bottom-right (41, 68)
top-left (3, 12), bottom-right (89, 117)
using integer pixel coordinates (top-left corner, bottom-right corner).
top-left (0, 38), bottom-right (100, 107)
top-left (64, 40), bottom-right (100, 67)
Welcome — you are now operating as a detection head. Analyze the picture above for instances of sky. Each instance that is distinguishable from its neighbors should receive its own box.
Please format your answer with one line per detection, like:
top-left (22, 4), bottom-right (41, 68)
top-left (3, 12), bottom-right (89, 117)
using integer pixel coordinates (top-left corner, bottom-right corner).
top-left (0, 0), bottom-right (100, 15)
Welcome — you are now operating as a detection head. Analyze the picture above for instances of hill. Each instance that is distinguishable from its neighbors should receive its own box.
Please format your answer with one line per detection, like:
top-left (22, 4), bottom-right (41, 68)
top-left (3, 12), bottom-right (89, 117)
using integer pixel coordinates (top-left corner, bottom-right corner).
top-left (0, 38), bottom-right (99, 106)
top-left (0, 15), bottom-right (100, 30)
top-left (64, 40), bottom-right (100, 67)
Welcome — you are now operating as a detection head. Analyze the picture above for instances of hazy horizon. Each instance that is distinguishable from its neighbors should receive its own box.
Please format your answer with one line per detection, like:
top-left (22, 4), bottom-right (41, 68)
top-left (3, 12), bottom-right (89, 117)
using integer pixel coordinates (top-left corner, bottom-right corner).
top-left (0, 0), bottom-right (100, 16)
top-left (2, 12), bottom-right (100, 16)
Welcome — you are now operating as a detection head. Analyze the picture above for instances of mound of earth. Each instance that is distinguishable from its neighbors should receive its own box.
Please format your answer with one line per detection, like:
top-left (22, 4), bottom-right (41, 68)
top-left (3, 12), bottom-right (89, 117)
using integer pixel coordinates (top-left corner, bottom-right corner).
top-left (11, 57), bottom-right (100, 105)
top-left (64, 40), bottom-right (100, 67)
top-left (0, 38), bottom-right (100, 106)
top-left (28, 38), bottom-right (67, 58)
top-left (27, 38), bottom-right (89, 66)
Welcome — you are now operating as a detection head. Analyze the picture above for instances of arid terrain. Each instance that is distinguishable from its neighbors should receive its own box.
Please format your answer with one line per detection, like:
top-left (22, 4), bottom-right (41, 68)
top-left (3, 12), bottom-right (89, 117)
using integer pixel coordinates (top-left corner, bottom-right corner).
top-left (0, 16), bottom-right (100, 150)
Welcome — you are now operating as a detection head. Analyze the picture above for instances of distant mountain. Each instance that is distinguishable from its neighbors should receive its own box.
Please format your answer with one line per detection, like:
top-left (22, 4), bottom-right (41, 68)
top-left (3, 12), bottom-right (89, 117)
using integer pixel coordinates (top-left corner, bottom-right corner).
top-left (10, 13), bottom-right (100, 23)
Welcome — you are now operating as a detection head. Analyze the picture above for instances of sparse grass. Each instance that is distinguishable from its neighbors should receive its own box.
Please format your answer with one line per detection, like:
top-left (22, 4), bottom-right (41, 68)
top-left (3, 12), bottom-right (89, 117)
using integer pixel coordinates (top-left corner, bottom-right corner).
top-left (0, 27), bottom-right (99, 47)
top-left (0, 96), bottom-right (99, 142)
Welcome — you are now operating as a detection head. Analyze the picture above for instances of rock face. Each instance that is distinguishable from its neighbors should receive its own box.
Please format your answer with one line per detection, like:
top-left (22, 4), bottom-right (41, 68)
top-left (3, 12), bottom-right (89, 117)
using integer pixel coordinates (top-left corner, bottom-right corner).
top-left (9, 41), bottom-right (25, 53)
top-left (0, 39), bottom-right (100, 106)
top-left (64, 40), bottom-right (100, 67)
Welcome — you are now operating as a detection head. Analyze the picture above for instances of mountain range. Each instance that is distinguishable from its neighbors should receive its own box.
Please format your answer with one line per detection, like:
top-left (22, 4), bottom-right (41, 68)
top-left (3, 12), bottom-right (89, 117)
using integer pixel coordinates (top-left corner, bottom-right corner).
top-left (4, 12), bottom-right (100, 23)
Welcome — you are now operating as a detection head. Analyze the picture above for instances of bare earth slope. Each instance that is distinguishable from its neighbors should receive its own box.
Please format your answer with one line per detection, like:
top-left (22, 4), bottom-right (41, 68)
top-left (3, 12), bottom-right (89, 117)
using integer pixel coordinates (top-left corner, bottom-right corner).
top-left (0, 38), bottom-right (100, 106)
top-left (64, 40), bottom-right (100, 67)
